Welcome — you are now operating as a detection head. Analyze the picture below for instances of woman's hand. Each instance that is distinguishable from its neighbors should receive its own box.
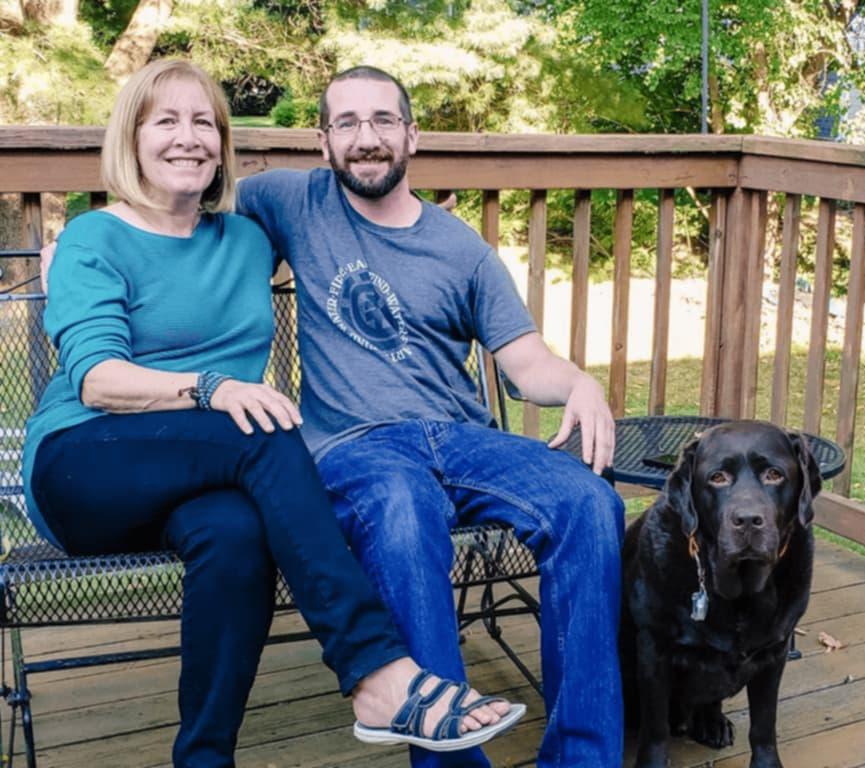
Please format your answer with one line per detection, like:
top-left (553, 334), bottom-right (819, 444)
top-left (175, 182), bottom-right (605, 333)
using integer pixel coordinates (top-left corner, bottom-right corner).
top-left (210, 380), bottom-right (303, 435)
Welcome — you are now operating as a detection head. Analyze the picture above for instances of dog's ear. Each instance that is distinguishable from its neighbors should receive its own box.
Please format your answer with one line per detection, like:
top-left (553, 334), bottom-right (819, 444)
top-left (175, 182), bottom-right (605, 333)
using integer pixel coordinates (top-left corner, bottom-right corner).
top-left (663, 437), bottom-right (700, 537)
top-left (787, 431), bottom-right (822, 527)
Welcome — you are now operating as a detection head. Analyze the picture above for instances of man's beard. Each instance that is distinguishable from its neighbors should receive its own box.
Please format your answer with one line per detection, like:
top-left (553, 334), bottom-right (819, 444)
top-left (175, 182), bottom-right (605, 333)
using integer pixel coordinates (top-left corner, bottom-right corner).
top-left (329, 142), bottom-right (409, 199)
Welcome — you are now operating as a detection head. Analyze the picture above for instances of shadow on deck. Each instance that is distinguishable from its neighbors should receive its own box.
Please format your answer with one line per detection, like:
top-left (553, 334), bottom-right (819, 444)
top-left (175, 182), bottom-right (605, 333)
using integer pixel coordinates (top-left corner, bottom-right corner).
top-left (6, 538), bottom-right (864, 768)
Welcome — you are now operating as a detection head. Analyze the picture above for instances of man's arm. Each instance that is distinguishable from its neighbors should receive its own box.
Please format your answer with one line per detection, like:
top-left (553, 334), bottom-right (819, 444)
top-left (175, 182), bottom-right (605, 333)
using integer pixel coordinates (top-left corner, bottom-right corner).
top-left (493, 331), bottom-right (614, 474)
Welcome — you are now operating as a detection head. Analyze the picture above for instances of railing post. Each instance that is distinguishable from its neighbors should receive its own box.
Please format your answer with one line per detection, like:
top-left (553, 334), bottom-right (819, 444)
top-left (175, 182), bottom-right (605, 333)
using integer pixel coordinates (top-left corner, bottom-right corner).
top-left (803, 198), bottom-right (836, 436)
top-left (701, 190), bottom-right (727, 416)
top-left (741, 190), bottom-right (768, 419)
top-left (22, 194), bottom-right (51, 404)
top-left (609, 189), bottom-right (633, 419)
top-left (481, 190), bottom-right (501, 422)
top-left (833, 203), bottom-right (865, 496)
top-left (570, 190), bottom-right (591, 372)
top-left (523, 189), bottom-right (547, 438)
top-left (770, 194), bottom-right (801, 427)
top-left (716, 187), bottom-right (750, 417)
top-left (649, 188), bottom-right (675, 415)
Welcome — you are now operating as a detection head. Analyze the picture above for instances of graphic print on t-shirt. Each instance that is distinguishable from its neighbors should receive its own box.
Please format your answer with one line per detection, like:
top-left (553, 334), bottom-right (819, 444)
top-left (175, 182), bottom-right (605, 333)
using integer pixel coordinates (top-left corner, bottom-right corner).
top-left (326, 258), bottom-right (412, 362)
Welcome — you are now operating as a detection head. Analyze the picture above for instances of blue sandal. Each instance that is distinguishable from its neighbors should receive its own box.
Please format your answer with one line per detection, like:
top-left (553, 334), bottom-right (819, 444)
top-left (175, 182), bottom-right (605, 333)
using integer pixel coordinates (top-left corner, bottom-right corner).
top-left (353, 669), bottom-right (526, 752)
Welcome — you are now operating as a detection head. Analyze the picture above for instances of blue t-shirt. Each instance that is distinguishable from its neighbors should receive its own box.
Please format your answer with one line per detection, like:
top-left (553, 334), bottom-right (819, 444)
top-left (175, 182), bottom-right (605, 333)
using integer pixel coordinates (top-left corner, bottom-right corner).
top-left (237, 168), bottom-right (536, 459)
top-left (22, 210), bottom-right (275, 545)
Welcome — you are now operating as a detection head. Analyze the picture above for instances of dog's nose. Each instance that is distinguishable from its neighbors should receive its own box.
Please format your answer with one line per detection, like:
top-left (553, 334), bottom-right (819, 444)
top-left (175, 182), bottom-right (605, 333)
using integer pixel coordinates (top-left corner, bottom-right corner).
top-left (732, 509), bottom-right (765, 529)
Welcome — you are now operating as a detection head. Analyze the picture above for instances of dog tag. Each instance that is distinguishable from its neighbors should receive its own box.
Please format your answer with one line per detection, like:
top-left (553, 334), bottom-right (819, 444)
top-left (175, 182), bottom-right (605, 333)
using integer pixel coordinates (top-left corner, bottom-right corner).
top-left (690, 589), bottom-right (709, 622)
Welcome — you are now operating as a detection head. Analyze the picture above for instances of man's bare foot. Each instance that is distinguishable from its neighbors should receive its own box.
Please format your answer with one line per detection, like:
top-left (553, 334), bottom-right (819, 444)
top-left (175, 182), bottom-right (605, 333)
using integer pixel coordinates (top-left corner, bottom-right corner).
top-left (352, 657), bottom-right (512, 736)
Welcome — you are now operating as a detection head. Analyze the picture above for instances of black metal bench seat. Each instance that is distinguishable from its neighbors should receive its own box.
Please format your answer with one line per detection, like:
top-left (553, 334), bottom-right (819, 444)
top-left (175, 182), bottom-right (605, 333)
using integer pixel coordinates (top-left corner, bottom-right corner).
top-left (0, 279), bottom-right (541, 767)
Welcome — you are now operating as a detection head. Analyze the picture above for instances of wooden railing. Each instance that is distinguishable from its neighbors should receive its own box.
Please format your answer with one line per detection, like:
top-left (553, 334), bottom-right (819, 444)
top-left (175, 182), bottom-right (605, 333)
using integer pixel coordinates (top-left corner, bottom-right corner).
top-left (2, 128), bottom-right (865, 543)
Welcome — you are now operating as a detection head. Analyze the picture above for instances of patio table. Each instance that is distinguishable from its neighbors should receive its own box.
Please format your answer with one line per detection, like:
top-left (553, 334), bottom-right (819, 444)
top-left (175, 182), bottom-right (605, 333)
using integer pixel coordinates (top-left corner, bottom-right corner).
top-left (560, 415), bottom-right (846, 489)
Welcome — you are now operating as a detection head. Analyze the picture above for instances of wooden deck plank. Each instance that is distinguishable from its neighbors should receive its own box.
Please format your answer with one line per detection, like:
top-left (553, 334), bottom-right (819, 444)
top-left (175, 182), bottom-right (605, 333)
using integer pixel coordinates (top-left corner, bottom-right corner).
top-left (8, 540), bottom-right (864, 768)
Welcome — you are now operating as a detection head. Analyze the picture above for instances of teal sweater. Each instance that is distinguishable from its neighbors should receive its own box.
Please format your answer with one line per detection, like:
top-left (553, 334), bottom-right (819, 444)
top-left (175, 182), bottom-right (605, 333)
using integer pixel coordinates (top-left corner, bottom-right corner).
top-left (22, 210), bottom-right (276, 546)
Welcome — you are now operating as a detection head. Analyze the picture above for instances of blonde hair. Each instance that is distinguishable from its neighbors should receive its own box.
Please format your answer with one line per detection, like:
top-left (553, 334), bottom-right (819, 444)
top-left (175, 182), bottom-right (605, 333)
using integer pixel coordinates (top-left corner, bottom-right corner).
top-left (101, 60), bottom-right (235, 213)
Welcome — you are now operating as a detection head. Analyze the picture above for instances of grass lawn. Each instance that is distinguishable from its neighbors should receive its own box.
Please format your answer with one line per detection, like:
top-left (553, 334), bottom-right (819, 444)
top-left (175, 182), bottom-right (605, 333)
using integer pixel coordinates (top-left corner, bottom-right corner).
top-left (230, 115), bottom-right (275, 127)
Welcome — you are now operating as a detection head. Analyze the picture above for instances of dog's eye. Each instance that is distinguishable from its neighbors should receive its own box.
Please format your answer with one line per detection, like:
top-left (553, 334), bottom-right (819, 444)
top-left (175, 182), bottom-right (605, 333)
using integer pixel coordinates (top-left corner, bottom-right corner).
top-left (708, 471), bottom-right (730, 486)
top-left (763, 467), bottom-right (785, 484)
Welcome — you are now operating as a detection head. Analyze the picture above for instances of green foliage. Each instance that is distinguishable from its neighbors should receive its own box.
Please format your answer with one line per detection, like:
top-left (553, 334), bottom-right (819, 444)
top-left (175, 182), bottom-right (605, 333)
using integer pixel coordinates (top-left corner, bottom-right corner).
top-left (270, 92), bottom-right (297, 127)
top-left (552, 0), bottom-right (865, 137)
top-left (318, 0), bottom-right (554, 132)
top-left (0, 22), bottom-right (117, 124)
top-left (79, 0), bottom-right (141, 51)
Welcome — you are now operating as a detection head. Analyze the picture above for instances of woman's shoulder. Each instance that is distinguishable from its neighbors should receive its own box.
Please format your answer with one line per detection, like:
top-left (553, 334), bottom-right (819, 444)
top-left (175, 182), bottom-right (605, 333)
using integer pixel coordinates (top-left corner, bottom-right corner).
top-left (59, 209), bottom-right (118, 244)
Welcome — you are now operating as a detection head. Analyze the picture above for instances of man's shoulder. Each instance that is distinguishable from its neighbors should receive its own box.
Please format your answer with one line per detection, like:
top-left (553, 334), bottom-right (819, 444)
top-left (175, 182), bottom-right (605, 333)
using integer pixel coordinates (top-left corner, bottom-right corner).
top-left (421, 200), bottom-right (493, 254)
top-left (238, 167), bottom-right (333, 197)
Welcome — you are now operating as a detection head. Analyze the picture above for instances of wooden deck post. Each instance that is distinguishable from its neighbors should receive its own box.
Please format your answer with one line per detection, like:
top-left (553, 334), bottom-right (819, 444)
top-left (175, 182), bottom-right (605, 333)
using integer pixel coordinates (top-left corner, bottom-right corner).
top-left (770, 193), bottom-right (802, 427)
top-left (741, 190), bottom-right (768, 419)
top-left (803, 199), bottom-right (836, 435)
top-left (609, 189), bottom-right (633, 419)
top-left (524, 189), bottom-right (547, 438)
top-left (701, 191), bottom-right (727, 416)
top-left (481, 190), bottom-right (502, 422)
top-left (570, 190), bottom-right (591, 372)
top-left (833, 204), bottom-right (865, 496)
top-left (649, 189), bottom-right (675, 415)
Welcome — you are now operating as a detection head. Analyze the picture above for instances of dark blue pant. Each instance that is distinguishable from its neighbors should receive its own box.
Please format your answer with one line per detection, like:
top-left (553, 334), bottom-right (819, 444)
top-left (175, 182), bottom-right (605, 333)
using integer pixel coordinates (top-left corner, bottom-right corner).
top-left (32, 410), bottom-right (408, 768)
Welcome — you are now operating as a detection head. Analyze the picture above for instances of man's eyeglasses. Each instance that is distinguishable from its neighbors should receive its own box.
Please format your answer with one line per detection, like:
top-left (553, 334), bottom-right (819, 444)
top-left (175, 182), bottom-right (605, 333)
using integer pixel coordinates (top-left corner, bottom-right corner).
top-left (327, 113), bottom-right (405, 136)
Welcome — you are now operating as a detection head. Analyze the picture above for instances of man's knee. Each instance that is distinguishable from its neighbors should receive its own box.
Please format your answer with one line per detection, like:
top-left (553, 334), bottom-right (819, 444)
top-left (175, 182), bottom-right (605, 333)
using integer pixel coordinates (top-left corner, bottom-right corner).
top-left (330, 472), bottom-right (455, 577)
top-left (529, 461), bottom-right (624, 561)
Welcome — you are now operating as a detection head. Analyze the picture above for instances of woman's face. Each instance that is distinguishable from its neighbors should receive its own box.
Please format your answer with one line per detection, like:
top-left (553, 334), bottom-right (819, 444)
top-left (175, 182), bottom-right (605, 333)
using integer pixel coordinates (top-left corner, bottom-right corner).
top-left (136, 78), bottom-right (221, 210)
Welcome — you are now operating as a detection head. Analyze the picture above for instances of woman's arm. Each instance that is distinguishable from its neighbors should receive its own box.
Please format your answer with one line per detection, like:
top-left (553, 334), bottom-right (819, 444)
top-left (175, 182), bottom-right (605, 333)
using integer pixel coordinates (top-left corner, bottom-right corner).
top-left (83, 360), bottom-right (302, 434)
top-left (81, 360), bottom-right (196, 412)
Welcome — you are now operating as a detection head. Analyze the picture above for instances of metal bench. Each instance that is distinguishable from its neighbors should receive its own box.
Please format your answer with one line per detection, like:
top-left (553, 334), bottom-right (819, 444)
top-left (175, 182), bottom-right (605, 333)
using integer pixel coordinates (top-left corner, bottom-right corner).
top-left (0, 260), bottom-right (541, 767)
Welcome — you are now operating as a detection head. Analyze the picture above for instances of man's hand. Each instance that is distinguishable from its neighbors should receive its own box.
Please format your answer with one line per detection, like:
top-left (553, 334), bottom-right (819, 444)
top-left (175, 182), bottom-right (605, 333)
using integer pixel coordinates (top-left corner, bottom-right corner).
top-left (547, 370), bottom-right (615, 474)
top-left (210, 379), bottom-right (303, 435)
top-left (40, 241), bottom-right (57, 293)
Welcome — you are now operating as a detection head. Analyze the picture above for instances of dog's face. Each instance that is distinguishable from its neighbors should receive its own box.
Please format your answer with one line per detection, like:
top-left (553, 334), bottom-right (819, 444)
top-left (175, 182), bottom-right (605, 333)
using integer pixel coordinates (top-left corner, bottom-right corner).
top-left (665, 421), bottom-right (821, 601)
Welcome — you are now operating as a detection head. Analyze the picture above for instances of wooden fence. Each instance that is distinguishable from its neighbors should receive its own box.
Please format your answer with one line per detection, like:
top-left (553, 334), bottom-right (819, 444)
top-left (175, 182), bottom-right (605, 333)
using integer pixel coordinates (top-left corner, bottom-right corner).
top-left (2, 128), bottom-right (865, 543)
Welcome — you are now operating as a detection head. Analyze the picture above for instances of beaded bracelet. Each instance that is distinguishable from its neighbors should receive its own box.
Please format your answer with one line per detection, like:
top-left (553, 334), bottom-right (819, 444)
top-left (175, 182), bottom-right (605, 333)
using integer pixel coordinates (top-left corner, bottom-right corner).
top-left (179, 371), bottom-right (231, 411)
top-left (196, 371), bottom-right (231, 410)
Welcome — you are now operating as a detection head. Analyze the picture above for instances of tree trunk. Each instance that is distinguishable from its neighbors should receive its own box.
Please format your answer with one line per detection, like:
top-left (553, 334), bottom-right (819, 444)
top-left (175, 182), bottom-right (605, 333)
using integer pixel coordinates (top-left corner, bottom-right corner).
top-left (105, 0), bottom-right (173, 83)
top-left (0, 0), bottom-right (24, 32)
top-left (22, 0), bottom-right (78, 25)
top-left (708, 74), bottom-right (724, 133)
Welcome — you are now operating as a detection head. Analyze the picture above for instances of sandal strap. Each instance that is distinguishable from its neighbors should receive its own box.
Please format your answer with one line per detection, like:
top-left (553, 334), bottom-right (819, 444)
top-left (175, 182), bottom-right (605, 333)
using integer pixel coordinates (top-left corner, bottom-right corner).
top-left (432, 682), bottom-right (471, 741)
top-left (390, 672), bottom-right (455, 737)
top-left (461, 694), bottom-right (507, 713)
top-left (390, 672), bottom-right (507, 743)
top-left (431, 691), bottom-right (510, 741)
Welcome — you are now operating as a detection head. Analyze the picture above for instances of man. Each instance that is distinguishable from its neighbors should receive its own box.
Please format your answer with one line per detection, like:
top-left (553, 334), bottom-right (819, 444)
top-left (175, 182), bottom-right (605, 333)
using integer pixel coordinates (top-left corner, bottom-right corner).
top-left (236, 66), bottom-right (624, 768)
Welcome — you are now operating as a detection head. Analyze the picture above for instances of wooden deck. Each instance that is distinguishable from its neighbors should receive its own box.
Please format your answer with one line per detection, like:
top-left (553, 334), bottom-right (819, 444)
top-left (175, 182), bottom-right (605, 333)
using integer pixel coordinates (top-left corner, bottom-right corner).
top-left (5, 538), bottom-right (864, 768)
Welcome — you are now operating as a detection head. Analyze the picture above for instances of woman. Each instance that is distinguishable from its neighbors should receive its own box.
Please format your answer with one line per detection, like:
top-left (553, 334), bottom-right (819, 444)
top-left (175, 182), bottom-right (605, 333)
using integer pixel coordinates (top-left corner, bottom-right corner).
top-left (23, 59), bottom-right (524, 767)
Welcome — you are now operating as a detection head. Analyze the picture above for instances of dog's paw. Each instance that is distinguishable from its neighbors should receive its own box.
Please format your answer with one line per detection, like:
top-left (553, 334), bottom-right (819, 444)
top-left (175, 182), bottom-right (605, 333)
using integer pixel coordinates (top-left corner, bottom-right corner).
top-left (749, 745), bottom-right (783, 768)
top-left (688, 705), bottom-right (735, 749)
top-left (634, 740), bottom-right (670, 768)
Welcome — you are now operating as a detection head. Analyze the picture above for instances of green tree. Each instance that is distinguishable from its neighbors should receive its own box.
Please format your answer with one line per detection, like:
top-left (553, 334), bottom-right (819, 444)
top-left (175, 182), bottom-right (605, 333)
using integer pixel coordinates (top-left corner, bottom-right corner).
top-left (554, 0), bottom-right (865, 137)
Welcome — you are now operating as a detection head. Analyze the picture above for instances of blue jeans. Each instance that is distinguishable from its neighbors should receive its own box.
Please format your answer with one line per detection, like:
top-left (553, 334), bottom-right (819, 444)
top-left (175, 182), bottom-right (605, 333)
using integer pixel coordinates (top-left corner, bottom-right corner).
top-left (317, 420), bottom-right (625, 768)
top-left (32, 411), bottom-right (409, 768)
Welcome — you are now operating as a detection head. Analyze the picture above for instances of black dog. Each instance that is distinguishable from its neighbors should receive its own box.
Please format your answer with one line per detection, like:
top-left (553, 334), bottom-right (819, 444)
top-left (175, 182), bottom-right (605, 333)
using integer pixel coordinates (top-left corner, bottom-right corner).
top-left (620, 421), bottom-right (822, 768)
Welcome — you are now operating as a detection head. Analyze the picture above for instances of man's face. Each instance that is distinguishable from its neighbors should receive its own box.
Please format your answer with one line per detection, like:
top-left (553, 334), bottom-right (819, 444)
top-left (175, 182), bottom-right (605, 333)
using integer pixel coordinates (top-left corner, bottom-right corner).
top-left (318, 78), bottom-right (419, 200)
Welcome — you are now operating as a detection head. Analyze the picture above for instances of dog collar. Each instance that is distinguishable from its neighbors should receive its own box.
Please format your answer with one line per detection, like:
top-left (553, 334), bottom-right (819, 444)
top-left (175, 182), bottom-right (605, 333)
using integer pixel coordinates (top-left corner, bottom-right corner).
top-left (688, 534), bottom-right (709, 622)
